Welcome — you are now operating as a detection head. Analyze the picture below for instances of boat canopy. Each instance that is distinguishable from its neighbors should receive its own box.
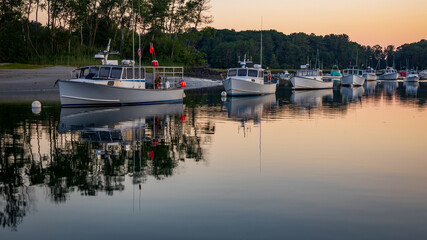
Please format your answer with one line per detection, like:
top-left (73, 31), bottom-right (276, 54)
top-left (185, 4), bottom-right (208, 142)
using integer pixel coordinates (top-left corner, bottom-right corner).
top-left (343, 69), bottom-right (363, 76)
top-left (228, 68), bottom-right (264, 78)
top-left (296, 69), bottom-right (322, 77)
top-left (77, 66), bottom-right (145, 80)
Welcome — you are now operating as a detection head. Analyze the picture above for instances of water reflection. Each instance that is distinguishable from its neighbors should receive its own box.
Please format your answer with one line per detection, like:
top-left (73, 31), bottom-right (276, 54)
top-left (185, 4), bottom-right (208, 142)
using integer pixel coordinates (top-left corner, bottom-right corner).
top-left (404, 81), bottom-right (419, 97)
top-left (341, 86), bottom-right (364, 103)
top-left (291, 89), bottom-right (333, 109)
top-left (0, 103), bottom-right (210, 230)
top-left (364, 81), bottom-right (377, 96)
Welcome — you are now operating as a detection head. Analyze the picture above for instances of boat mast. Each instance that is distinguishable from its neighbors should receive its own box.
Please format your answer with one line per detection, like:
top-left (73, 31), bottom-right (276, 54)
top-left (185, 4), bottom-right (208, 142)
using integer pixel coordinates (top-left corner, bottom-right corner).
top-left (260, 16), bottom-right (263, 67)
top-left (132, 0), bottom-right (135, 79)
top-left (138, 0), bottom-right (141, 84)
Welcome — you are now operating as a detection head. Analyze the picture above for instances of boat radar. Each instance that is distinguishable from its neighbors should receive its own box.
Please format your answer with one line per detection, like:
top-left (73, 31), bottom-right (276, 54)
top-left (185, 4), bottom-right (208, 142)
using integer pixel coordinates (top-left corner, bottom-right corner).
top-left (95, 39), bottom-right (119, 65)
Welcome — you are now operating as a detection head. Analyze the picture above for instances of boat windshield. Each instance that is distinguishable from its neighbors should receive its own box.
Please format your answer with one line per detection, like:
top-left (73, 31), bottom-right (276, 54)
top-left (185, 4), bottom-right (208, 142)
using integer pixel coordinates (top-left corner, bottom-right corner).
top-left (86, 67), bottom-right (100, 79)
top-left (99, 67), bottom-right (111, 79)
top-left (238, 69), bottom-right (248, 76)
top-left (110, 67), bottom-right (122, 79)
top-left (248, 69), bottom-right (258, 77)
top-left (228, 69), bottom-right (237, 77)
top-left (79, 67), bottom-right (88, 78)
top-left (122, 67), bottom-right (144, 80)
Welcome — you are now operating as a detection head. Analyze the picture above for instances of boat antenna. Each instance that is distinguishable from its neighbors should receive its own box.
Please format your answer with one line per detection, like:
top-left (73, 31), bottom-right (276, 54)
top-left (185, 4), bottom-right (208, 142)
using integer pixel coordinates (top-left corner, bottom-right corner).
top-left (132, 0), bottom-right (135, 79)
top-left (138, 0), bottom-right (141, 84)
top-left (260, 16), bottom-right (263, 67)
top-left (356, 49), bottom-right (358, 68)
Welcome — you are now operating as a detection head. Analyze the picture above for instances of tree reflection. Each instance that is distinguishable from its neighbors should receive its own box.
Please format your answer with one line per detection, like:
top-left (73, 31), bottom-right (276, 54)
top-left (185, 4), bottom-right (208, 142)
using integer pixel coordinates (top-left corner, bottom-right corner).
top-left (0, 102), bottom-right (212, 230)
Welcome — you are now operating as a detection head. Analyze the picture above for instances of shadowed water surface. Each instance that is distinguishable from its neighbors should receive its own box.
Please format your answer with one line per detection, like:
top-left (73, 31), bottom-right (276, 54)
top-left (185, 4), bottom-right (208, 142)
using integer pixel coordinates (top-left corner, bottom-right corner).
top-left (1, 81), bottom-right (427, 239)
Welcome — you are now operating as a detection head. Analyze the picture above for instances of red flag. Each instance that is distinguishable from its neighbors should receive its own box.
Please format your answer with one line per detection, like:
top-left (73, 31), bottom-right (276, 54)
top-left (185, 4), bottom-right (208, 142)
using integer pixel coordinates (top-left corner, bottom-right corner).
top-left (138, 48), bottom-right (141, 58)
top-left (149, 43), bottom-right (154, 54)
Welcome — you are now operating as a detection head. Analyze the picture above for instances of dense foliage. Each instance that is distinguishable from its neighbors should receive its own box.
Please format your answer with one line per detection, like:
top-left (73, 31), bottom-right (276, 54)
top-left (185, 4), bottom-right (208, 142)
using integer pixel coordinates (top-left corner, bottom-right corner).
top-left (1, 0), bottom-right (426, 69)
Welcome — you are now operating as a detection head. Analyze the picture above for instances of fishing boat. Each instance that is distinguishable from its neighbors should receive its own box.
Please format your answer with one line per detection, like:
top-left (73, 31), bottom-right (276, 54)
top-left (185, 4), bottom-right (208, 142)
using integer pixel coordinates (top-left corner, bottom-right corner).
top-left (341, 68), bottom-right (365, 86)
top-left (330, 65), bottom-right (342, 80)
top-left (377, 66), bottom-right (398, 80)
top-left (404, 69), bottom-right (420, 82)
top-left (223, 58), bottom-right (277, 96)
top-left (363, 67), bottom-right (377, 81)
top-left (291, 67), bottom-right (332, 90)
top-left (419, 69), bottom-right (427, 80)
top-left (57, 40), bottom-right (185, 107)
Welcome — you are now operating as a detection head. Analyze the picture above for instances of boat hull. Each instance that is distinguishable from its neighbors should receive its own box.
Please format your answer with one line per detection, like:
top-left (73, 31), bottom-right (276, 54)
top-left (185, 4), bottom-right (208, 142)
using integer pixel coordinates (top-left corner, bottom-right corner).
top-left (377, 72), bottom-right (398, 80)
top-left (404, 75), bottom-right (420, 82)
top-left (291, 76), bottom-right (333, 90)
top-left (363, 73), bottom-right (377, 81)
top-left (341, 75), bottom-right (365, 86)
top-left (223, 78), bottom-right (277, 96)
top-left (58, 80), bottom-right (184, 107)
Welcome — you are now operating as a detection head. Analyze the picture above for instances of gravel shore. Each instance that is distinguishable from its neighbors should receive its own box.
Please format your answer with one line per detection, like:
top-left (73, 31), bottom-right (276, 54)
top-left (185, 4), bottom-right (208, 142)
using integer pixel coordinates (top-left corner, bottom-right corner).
top-left (0, 66), bottom-right (222, 102)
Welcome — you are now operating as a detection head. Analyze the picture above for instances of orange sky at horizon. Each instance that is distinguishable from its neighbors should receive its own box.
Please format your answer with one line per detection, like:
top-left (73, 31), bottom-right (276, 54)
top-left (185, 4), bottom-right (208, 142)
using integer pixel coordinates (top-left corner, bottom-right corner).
top-left (209, 0), bottom-right (427, 47)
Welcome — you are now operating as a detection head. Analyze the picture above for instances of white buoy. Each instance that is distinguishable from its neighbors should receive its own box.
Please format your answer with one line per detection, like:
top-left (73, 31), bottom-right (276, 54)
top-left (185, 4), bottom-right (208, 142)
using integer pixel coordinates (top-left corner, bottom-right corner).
top-left (221, 91), bottom-right (227, 97)
top-left (32, 100), bottom-right (42, 114)
top-left (32, 100), bottom-right (41, 108)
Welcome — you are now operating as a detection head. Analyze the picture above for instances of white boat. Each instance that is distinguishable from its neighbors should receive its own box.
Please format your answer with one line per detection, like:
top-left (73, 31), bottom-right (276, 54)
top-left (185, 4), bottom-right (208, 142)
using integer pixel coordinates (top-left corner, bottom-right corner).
top-left (377, 67), bottom-right (398, 80)
top-left (291, 68), bottom-right (333, 90)
top-left (341, 68), bottom-right (366, 86)
top-left (57, 40), bottom-right (185, 107)
top-left (363, 67), bottom-right (377, 81)
top-left (419, 70), bottom-right (427, 80)
top-left (279, 70), bottom-right (292, 80)
top-left (404, 69), bottom-right (420, 82)
top-left (223, 59), bottom-right (277, 96)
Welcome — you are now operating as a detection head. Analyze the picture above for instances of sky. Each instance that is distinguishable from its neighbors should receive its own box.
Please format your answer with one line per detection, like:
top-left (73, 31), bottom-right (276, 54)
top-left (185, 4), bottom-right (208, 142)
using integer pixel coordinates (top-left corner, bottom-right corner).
top-left (209, 0), bottom-right (427, 47)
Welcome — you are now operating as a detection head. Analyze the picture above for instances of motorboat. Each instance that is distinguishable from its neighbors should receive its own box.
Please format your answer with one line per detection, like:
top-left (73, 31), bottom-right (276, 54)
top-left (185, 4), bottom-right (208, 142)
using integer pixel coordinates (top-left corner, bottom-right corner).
top-left (291, 67), bottom-right (332, 90)
top-left (419, 69), bottom-right (427, 80)
top-left (363, 67), bottom-right (377, 81)
top-left (223, 58), bottom-right (277, 96)
top-left (377, 66), bottom-right (398, 80)
top-left (330, 64), bottom-right (342, 81)
top-left (279, 70), bottom-right (292, 80)
top-left (404, 69), bottom-right (420, 82)
top-left (341, 68), bottom-right (366, 86)
top-left (57, 40), bottom-right (185, 107)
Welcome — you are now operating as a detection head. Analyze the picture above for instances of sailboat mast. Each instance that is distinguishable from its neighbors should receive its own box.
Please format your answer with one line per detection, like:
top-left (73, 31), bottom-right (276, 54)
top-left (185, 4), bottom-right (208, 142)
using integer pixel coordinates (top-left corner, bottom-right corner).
top-left (260, 16), bottom-right (263, 67)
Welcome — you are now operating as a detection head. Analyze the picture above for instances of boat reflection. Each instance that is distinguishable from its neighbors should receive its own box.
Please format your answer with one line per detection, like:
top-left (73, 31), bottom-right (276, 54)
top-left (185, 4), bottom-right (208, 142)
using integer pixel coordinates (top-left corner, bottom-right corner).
top-left (363, 81), bottom-right (377, 96)
top-left (223, 95), bottom-right (276, 135)
top-left (379, 80), bottom-right (398, 96)
top-left (341, 86), bottom-right (364, 103)
top-left (291, 89), bottom-right (333, 108)
top-left (404, 81), bottom-right (419, 97)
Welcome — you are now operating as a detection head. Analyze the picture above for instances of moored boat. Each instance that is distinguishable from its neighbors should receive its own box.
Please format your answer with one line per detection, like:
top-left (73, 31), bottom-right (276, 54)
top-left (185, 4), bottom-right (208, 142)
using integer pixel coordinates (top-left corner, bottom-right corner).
top-left (363, 67), bottom-right (377, 81)
top-left (419, 69), bottom-right (427, 80)
top-left (404, 69), bottom-right (420, 82)
top-left (377, 66), bottom-right (398, 80)
top-left (223, 58), bottom-right (277, 96)
top-left (57, 40), bottom-right (185, 107)
top-left (341, 68), bottom-right (366, 86)
top-left (291, 67), bottom-right (332, 90)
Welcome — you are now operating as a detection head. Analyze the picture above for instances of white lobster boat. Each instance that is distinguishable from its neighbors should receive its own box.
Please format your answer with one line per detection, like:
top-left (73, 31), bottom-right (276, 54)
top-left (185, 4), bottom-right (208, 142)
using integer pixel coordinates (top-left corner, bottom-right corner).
top-left (57, 40), bottom-right (185, 107)
top-left (341, 68), bottom-right (366, 86)
top-left (377, 67), bottom-right (398, 80)
top-left (363, 67), bottom-right (377, 81)
top-left (419, 70), bottom-right (427, 80)
top-left (223, 59), bottom-right (277, 96)
top-left (291, 68), bottom-right (333, 90)
top-left (404, 69), bottom-right (420, 82)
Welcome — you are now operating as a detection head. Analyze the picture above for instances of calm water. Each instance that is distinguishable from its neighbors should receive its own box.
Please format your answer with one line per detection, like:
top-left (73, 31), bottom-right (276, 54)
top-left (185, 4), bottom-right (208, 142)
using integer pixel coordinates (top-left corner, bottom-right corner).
top-left (1, 81), bottom-right (427, 239)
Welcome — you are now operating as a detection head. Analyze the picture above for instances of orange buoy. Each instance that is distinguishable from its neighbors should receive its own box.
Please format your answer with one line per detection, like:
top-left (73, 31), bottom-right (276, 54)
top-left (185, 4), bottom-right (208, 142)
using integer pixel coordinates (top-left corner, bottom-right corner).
top-left (180, 81), bottom-right (186, 87)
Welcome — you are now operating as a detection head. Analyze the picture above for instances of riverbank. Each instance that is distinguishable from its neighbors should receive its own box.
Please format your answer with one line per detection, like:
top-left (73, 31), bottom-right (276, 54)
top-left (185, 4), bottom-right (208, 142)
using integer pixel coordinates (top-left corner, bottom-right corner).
top-left (0, 66), bottom-right (222, 102)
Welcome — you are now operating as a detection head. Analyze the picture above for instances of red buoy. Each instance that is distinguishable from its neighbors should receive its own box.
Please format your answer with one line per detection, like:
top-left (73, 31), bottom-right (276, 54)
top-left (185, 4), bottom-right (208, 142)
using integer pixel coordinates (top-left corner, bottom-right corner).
top-left (180, 81), bottom-right (186, 87)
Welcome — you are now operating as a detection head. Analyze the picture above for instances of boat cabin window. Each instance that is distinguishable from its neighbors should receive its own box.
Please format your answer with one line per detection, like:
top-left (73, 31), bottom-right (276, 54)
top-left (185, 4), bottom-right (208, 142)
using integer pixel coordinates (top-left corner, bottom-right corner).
top-left (248, 69), bottom-right (258, 77)
top-left (258, 71), bottom-right (264, 78)
top-left (86, 67), bottom-right (100, 79)
top-left (110, 67), bottom-right (122, 79)
top-left (79, 68), bottom-right (88, 78)
top-left (238, 69), bottom-right (247, 76)
top-left (228, 69), bottom-right (237, 77)
top-left (122, 67), bottom-right (144, 80)
top-left (99, 67), bottom-right (111, 78)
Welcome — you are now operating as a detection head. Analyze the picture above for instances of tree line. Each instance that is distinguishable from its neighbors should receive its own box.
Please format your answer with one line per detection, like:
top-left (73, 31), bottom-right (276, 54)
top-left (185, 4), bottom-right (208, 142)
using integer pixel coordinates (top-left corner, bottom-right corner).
top-left (1, 0), bottom-right (426, 69)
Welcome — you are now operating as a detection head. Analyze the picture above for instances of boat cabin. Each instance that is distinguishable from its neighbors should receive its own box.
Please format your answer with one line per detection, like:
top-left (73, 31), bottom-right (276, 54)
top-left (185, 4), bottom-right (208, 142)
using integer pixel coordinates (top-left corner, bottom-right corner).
top-left (343, 69), bottom-right (363, 76)
top-left (76, 65), bottom-right (145, 80)
top-left (296, 69), bottom-right (323, 77)
top-left (227, 68), bottom-right (264, 79)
